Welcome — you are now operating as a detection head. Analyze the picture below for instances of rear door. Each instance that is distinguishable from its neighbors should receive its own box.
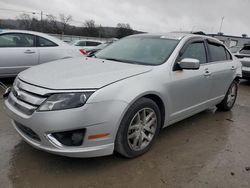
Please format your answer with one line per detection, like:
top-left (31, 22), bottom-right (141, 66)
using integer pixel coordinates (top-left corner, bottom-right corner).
top-left (36, 36), bottom-right (64, 64)
top-left (0, 33), bottom-right (38, 76)
top-left (205, 40), bottom-right (235, 100)
top-left (169, 38), bottom-right (212, 121)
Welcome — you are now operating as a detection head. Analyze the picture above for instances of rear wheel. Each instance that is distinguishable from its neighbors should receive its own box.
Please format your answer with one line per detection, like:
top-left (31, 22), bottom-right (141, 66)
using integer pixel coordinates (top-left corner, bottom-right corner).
top-left (216, 80), bottom-right (238, 111)
top-left (115, 98), bottom-right (161, 158)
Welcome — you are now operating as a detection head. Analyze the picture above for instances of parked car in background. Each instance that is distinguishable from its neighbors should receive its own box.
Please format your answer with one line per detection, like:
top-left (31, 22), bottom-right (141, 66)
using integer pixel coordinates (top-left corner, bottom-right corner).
top-left (70, 39), bottom-right (103, 55)
top-left (87, 41), bottom-right (116, 56)
top-left (4, 33), bottom-right (241, 158)
top-left (229, 46), bottom-right (243, 53)
top-left (0, 30), bottom-right (83, 78)
top-left (233, 45), bottom-right (250, 79)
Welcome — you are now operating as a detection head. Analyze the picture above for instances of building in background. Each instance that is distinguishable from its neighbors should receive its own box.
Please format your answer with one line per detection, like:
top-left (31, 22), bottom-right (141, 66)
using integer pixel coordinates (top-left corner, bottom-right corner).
top-left (208, 33), bottom-right (250, 48)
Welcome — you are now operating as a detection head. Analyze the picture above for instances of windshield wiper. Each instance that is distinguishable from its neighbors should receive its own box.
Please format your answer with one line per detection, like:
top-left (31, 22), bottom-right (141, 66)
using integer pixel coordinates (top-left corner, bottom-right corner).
top-left (97, 57), bottom-right (151, 65)
top-left (102, 58), bottom-right (122, 62)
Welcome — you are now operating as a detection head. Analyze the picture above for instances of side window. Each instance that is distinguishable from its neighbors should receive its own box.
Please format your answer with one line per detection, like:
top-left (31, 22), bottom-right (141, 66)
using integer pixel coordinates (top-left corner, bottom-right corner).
top-left (208, 43), bottom-right (227, 62)
top-left (86, 41), bottom-right (101, 46)
top-left (0, 33), bottom-right (35, 47)
top-left (180, 42), bottom-right (207, 64)
top-left (37, 37), bottom-right (58, 47)
top-left (77, 41), bottom-right (86, 46)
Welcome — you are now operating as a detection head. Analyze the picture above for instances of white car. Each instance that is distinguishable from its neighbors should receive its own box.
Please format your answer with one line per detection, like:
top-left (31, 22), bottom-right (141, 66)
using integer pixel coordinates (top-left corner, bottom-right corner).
top-left (233, 45), bottom-right (250, 79)
top-left (70, 39), bottom-right (103, 54)
top-left (0, 30), bottom-right (83, 77)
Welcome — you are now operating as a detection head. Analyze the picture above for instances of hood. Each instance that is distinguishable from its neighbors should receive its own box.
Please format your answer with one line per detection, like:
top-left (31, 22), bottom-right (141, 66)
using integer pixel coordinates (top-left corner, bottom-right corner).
top-left (19, 57), bottom-right (153, 90)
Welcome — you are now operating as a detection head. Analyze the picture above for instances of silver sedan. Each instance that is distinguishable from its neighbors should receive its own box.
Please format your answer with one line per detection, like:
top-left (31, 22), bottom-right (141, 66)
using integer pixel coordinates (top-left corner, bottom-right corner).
top-left (4, 33), bottom-right (242, 158)
top-left (0, 30), bottom-right (83, 77)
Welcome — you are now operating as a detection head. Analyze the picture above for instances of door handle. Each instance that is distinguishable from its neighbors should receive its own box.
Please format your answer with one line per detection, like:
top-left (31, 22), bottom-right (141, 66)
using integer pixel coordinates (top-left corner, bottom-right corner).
top-left (24, 49), bottom-right (35, 54)
top-left (204, 70), bottom-right (211, 77)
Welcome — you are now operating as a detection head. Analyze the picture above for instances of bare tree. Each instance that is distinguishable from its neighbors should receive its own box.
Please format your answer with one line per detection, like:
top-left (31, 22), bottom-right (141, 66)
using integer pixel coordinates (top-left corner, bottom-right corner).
top-left (46, 14), bottom-right (60, 33)
top-left (17, 13), bottom-right (32, 30)
top-left (83, 20), bottom-right (99, 37)
top-left (84, 19), bottom-right (95, 28)
top-left (116, 23), bottom-right (134, 38)
top-left (59, 14), bottom-right (72, 34)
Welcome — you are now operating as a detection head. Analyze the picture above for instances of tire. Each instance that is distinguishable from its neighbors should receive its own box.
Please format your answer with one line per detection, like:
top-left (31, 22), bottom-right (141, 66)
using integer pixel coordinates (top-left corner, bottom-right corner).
top-left (216, 80), bottom-right (238, 111)
top-left (115, 97), bottom-right (161, 158)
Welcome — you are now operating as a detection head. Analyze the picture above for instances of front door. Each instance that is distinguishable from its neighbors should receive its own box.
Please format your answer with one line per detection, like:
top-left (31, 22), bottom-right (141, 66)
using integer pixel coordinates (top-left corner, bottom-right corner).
top-left (168, 40), bottom-right (212, 122)
top-left (0, 33), bottom-right (38, 76)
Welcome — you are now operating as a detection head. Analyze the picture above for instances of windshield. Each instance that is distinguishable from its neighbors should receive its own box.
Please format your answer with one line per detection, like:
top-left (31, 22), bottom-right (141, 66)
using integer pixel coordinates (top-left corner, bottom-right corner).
top-left (95, 37), bottom-right (179, 65)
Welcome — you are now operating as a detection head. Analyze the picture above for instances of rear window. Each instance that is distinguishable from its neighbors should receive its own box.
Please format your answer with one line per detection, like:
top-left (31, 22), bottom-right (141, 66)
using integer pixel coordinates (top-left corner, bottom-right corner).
top-left (208, 43), bottom-right (228, 62)
top-left (76, 41), bottom-right (86, 46)
top-left (37, 37), bottom-right (58, 47)
top-left (240, 46), bottom-right (250, 54)
top-left (86, 41), bottom-right (101, 46)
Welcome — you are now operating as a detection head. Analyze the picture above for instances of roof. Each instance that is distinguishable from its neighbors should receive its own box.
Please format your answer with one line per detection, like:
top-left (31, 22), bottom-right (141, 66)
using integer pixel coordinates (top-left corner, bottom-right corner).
top-left (128, 32), bottom-right (220, 42)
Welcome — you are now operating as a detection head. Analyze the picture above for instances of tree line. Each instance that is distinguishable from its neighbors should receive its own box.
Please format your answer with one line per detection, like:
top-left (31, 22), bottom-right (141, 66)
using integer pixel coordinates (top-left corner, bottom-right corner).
top-left (0, 13), bottom-right (141, 39)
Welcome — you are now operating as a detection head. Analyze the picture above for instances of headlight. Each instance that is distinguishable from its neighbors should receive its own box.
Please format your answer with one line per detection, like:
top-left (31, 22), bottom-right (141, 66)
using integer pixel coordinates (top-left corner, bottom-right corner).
top-left (38, 92), bottom-right (93, 111)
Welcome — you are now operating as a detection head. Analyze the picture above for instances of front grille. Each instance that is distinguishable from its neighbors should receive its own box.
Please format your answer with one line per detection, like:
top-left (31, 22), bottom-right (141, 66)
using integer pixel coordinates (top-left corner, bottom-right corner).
top-left (8, 79), bottom-right (47, 115)
top-left (8, 93), bottom-right (36, 115)
top-left (15, 122), bottom-right (41, 141)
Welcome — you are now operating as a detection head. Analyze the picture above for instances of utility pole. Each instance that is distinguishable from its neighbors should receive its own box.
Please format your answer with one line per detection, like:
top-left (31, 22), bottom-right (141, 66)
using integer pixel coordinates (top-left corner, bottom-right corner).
top-left (99, 24), bottom-right (101, 38)
top-left (40, 11), bottom-right (43, 32)
top-left (219, 16), bottom-right (224, 33)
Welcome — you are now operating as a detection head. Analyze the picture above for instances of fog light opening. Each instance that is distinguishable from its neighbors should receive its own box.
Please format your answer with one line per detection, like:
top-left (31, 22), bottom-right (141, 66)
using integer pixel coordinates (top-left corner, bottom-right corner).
top-left (51, 129), bottom-right (86, 146)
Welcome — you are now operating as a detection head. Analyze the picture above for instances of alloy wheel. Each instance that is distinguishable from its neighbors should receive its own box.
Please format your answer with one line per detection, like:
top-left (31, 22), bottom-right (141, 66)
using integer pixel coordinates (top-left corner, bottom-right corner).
top-left (227, 83), bottom-right (237, 107)
top-left (127, 108), bottom-right (157, 151)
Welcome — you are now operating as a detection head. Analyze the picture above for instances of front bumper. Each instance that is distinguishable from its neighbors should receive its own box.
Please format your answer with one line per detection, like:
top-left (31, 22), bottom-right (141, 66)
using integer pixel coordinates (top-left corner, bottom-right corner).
top-left (4, 94), bottom-right (127, 158)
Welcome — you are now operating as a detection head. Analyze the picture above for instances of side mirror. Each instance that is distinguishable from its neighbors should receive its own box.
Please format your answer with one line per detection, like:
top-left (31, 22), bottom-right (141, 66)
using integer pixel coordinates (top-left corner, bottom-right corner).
top-left (178, 58), bottom-right (200, 70)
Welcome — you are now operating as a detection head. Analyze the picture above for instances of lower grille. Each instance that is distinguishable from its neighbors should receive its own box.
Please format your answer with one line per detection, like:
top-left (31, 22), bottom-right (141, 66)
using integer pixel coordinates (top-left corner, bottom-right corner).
top-left (15, 122), bottom-right (41, 141)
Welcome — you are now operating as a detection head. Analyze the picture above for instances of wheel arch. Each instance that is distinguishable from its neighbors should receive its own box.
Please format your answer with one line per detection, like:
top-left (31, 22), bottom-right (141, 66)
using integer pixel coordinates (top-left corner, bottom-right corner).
top-left (234, 76), bottom-right (241, 83)
top-left (142, 94), bottom-right (166, 128)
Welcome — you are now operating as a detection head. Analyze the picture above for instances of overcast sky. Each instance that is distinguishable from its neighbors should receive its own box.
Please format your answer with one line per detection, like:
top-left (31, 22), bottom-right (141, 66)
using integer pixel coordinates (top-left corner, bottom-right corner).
top-left (0, 0), bottom-right (249, 36)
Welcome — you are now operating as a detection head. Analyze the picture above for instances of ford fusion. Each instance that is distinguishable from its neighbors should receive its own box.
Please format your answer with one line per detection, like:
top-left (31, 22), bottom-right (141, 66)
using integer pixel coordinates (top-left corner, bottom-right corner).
top-left (4, 33), bottom-right (242, 158)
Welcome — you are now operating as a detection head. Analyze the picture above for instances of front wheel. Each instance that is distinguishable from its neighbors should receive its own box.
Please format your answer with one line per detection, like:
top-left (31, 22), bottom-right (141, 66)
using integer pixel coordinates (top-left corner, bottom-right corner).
top-left (216, 80), bottom-right (238, 111)
top-left (115, 98), bottom-right (161, 158)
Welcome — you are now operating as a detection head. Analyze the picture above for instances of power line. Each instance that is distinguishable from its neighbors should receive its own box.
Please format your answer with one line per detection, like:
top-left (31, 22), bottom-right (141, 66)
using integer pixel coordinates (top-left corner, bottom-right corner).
top-left (0, 8), bottom-right (38, 15)
top-left (0, 7), bottom-right (85, 25)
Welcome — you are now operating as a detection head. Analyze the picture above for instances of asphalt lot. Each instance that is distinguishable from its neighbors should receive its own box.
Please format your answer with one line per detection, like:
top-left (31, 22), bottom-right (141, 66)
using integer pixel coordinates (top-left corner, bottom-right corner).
top-left (1, 78), bottom-right (250, 188)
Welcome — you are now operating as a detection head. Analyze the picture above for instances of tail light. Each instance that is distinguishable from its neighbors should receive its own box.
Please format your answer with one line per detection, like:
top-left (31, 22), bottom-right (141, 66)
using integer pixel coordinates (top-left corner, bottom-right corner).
top-left (79, 49), bottom-right (87, 55)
